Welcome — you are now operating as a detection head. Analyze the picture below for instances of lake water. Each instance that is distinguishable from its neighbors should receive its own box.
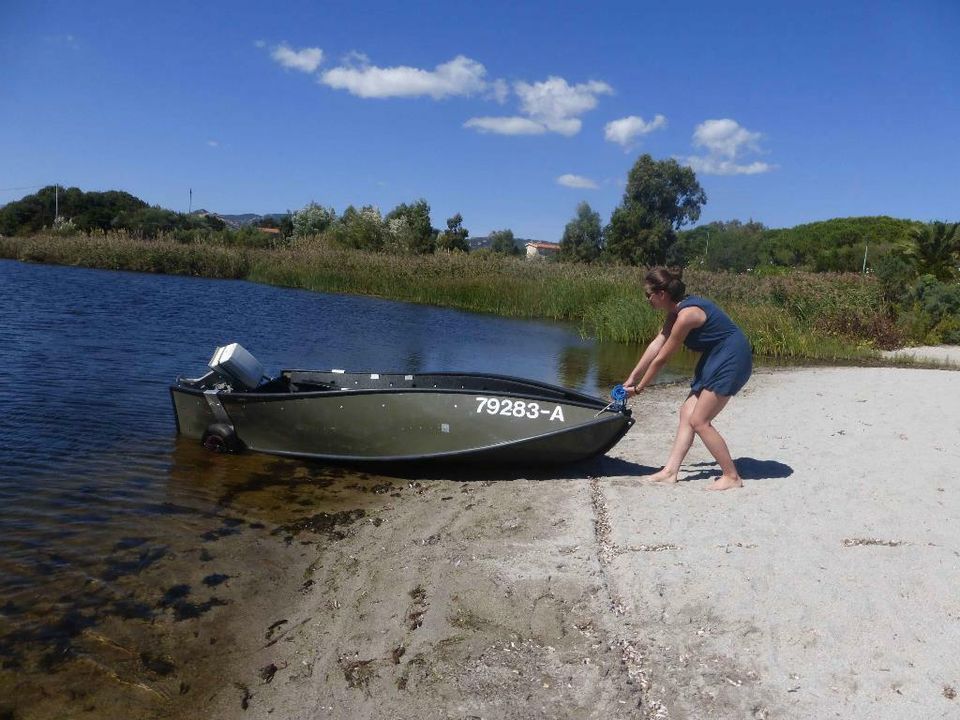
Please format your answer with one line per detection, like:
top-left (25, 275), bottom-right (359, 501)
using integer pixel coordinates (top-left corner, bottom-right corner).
top-left (0, 259), bottom-right (691, 717)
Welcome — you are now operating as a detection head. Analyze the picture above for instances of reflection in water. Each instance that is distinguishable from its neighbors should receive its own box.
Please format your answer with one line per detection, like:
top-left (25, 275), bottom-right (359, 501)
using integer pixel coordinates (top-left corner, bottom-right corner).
top-left (558, 338), bottom-right (696, 392)
top-left (557, 346), bottom-right (592, 389)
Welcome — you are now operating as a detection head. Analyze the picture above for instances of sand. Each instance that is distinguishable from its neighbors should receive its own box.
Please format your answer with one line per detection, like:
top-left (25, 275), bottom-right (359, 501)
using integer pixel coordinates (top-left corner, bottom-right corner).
top-left (881, 345), bottom-right (960, 367)
top-left (181, 360), bottom-right (960, 720)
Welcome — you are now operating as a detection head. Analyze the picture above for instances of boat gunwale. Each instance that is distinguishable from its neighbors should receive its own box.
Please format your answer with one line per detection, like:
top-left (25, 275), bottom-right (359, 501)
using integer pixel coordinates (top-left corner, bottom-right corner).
top-left (172, 370), bottom-right (622, 413)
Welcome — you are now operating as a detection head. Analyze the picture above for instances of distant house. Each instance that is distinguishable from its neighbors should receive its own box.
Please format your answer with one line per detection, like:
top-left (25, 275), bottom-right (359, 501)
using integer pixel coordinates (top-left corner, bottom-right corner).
top-left (525, 241), bottom-right (560, 260)
top-left (256, 227), bottom-right (281, 235)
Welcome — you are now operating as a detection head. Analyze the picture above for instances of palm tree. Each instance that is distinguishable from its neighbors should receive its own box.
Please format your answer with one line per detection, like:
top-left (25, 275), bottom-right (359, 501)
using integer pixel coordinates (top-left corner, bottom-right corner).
top-left (898, 222), bottom-right (960, 281)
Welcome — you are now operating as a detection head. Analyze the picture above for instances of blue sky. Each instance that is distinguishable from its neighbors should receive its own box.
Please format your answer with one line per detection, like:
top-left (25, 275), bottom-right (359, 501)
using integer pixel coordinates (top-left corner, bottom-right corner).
top-left (2, 1), bottom-right (957, 240)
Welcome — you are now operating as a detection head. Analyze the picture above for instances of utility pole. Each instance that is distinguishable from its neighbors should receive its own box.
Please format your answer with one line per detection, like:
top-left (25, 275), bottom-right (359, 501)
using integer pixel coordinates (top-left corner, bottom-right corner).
top-left (189, 188), bottom-right (193, 214)
top-left (862, 243), bottom-right (868, 274)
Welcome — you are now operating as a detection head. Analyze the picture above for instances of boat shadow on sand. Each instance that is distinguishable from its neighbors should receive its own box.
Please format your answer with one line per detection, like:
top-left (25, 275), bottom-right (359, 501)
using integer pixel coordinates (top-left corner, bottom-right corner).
top-left (359, 455), bottom-right (660, 483)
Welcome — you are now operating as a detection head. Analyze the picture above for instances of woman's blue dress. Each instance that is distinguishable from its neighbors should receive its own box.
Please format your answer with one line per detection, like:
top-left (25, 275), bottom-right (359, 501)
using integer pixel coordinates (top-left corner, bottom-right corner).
top-left (676, 296), bottom-right (752, 396)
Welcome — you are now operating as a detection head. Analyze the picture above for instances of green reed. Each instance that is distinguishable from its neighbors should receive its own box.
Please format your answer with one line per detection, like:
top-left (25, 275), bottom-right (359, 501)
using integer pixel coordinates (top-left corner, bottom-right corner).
top-left (1, 233), bottom-right (902, 360)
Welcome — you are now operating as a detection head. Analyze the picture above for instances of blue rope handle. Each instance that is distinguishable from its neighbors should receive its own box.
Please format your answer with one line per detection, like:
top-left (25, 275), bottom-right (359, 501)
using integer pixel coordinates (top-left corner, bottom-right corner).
top-left (611, 384), bottom-right (628, 404)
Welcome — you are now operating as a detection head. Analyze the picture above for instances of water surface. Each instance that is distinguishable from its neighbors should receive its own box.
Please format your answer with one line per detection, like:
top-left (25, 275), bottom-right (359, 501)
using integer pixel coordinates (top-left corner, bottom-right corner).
top-left (1, 259), bottom-right (692, 717)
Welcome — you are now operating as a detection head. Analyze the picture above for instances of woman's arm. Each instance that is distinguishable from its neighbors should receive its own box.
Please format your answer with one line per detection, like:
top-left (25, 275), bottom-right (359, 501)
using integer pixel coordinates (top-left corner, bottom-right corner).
top-left (624, 332), bottom-right (667, 386)
top-left (624, 310), bottom-right (680, 386)
top-left (630, 307), bottom-right (705, 394)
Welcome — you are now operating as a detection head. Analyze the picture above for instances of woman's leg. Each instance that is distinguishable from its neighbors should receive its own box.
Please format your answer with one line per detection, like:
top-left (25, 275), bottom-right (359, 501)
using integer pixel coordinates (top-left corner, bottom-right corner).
top-left (646, 393), bottom-right (699, 483)
top-left (686, 389), bottom-right (741, 490)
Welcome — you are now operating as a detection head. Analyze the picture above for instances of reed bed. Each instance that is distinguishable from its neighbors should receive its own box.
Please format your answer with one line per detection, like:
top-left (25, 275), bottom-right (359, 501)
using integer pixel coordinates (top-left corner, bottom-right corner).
top-left (1, 233), bottom-right (901, 360)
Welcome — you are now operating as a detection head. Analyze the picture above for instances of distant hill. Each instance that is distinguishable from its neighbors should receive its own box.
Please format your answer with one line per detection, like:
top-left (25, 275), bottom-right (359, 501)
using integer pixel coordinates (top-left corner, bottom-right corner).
top-left (193, 211), bottom-right (289, 228)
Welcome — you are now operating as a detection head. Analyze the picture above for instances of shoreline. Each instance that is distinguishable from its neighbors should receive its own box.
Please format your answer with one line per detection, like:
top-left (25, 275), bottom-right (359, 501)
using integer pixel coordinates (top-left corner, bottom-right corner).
top-left (171, 361), bottom-right (959, 719)
top-left (0, 242), bottom-right (932, 360)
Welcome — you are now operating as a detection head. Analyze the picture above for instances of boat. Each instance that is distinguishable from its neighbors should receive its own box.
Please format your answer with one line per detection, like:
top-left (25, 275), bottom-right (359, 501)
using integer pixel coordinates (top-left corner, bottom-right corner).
top-left (170, 343), bottom-right (634, 465)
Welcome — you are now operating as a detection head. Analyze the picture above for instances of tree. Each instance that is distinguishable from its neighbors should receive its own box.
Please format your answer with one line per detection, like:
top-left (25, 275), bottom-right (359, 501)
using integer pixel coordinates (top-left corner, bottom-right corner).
top-left (559, 202), bottom-right (602, 263)
top-left (669, 220), bottom-right (768, 270)
top-left (897, 222), bottom-right (960, 281)
top-left (292, 202), bottom-right (337, 237)
top-left (489, 229), bottom-right (519, 255)
top-left (603, 154), bottom-right (706, 265)
top-left (114, 206), bottom-right (180, 238)
top-left (384, 199), bottom-right (435, 254)
top-left (437, 213), bottom-right (470, 252)
top-left (0, 186), bottom-right (148, 235)
top-left (329, 205), bottom-right (386, 251)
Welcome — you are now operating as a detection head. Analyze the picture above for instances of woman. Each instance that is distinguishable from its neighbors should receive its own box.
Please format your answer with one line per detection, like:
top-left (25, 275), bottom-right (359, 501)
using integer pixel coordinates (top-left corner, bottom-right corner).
top-left (622, 268), bottom-right (751, 491)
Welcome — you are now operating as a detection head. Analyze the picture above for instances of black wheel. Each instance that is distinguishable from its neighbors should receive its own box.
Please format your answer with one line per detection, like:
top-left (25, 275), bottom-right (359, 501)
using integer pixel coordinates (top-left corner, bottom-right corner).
top-left (201, 423), bottom-right (243, 453)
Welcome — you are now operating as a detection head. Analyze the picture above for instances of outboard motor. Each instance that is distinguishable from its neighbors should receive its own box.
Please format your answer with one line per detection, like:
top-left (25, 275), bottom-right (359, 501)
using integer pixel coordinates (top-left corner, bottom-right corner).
top-left (208, 343), bottom-right (267, 391)
top-left (197, 343), bottom-right (267, 453)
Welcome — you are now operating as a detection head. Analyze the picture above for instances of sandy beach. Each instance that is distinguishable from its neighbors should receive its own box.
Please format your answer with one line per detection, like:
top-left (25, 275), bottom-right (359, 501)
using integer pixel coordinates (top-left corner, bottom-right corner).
top-left (175, 360), bottom-right (960, 720)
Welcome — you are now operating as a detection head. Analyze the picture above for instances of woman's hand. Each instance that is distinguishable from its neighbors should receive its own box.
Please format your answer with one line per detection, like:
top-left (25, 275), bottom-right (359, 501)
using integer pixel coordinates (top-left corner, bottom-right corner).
top-left (622, 380), bottom-right (641, 397)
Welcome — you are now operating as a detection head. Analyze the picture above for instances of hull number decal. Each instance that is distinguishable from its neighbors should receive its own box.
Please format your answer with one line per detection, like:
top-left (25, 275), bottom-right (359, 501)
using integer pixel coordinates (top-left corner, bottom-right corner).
top-left (475, 397), bottom-right (565, 422)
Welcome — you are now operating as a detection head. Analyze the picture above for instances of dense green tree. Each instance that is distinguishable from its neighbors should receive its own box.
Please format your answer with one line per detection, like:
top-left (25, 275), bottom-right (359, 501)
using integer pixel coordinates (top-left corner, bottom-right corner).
top-left (329, 205), bottom-right (386, 251)
top-left (604, 208), bottom-right (674, 266)
top-left (437, 213), bottom-right (470, 252)
top-left (0, 186), bottom-right (148, 235)
top-left (559, 202), bottom-right (602, 263)
top-left (385, 199), bottom-right (436, 254)
top-left (292, 202), bottom-right (337, 237)
top-left (489, 229), bottom-right (519, 255)
top-left (603, 155), bottom-right (706, 265)
top-left (114, 207), bottom-right (180, 238)
top-left (670, 220), bottom-right (767, 270)
top-left (897, 222), bottom-right (960, 281)
top-left (761, 216), bottom-right (918, 272)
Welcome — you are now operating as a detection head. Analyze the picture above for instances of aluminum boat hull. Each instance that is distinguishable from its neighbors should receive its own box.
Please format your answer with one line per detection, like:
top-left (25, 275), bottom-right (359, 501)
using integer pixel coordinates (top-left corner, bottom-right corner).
top-left (171, 370), bottom-right (633, 465)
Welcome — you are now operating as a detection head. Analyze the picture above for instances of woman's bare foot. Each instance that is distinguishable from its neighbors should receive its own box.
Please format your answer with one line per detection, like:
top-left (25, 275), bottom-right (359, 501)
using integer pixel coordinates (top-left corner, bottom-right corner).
top-left (705, 475), bottom-right (743, 491)
top-left (644, 468), bottom-right (679, 484)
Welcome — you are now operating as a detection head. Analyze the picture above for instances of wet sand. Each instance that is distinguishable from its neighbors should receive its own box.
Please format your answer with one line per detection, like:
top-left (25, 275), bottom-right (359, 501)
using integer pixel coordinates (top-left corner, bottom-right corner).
top-left (167, 360), bottom-right (960, 720)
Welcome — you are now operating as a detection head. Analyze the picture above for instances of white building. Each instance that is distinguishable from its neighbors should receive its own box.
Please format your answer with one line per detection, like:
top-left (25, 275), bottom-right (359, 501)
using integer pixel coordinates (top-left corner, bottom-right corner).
top-left (525, 241), bottom-right (560, 260)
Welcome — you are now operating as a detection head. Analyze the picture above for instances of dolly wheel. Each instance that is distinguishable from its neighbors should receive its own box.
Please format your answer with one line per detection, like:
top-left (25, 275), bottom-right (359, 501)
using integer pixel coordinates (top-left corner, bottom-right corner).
top-left (202, 433), bottom-right (226, 452)
top-left (201, 423), bottom-right (242, 453)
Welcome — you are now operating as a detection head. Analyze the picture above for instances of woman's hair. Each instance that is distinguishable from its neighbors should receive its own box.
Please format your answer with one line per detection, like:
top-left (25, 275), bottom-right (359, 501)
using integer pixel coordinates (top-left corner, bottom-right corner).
top-left (644, 267), bottom-right (686, 301)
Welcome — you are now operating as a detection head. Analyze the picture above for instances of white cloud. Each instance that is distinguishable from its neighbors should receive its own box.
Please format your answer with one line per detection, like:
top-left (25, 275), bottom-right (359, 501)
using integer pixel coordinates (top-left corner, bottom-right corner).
top-left (206, 140), bottom-right (220, 147)
top-left (463, 117), bottom-right (547, 135)
top-left (254, 40), bottom-right (267, 49)
top-left (604, 114), bottom-right (667, 147)
top-left (556, 174), bottom-right (598, 189)
top-left (692, 118), bottom-right (760, 158)
top-left (465, 75), bottom-right (613, 137)
top-left (321, 54), bottom-right (488, 99)
top-left (487, 78), bottom-right (509, 104)
top-left (685, 157), bottom-right (772, 175)
top-left (684, 118), bottom-right (773, 175)
top-left (514, 77), bottom-right (613, 136)
top-left (271, 43), bottom-right (324, 73)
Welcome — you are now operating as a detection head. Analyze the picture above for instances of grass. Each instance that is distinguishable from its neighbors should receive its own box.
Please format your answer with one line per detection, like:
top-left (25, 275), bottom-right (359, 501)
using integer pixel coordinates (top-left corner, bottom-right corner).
top-left (0, 232), bottom-right (908, 361)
